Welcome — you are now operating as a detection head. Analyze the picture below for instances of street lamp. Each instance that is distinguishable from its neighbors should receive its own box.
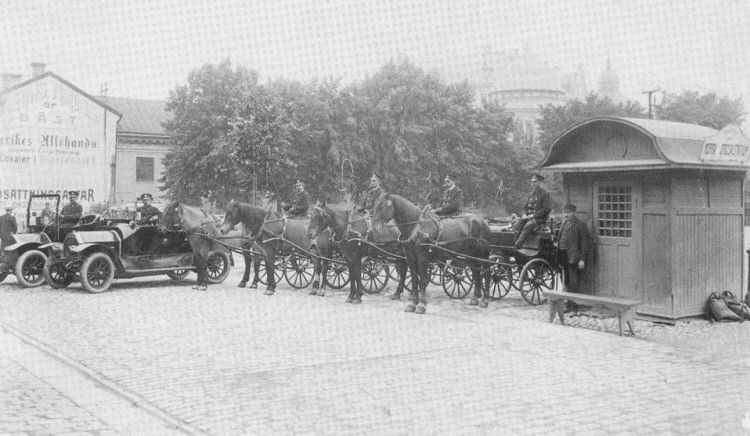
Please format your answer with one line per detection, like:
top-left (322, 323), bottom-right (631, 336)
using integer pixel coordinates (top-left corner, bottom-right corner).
top-left (642, 88), bottom-right (660, 119)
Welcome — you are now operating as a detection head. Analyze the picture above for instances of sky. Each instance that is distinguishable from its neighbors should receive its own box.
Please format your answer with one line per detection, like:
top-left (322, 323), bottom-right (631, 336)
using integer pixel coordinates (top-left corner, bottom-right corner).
top-left (2, 0), bottom-right (750, 118)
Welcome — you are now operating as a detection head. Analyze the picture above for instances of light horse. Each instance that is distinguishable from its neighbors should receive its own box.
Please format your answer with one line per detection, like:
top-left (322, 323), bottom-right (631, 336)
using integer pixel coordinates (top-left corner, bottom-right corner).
top-left (308, 200), bottom-right (411, 304)
top-left (219, 201), bottom-right (327, 296)
top-left (161, 202), bottom-right (224, 291)
top-left (371, 193), bottom-right (492, 313)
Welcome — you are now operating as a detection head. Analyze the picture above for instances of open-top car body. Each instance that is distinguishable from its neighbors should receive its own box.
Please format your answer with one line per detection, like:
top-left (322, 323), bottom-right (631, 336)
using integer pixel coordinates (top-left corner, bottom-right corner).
top-left (44, 203), bottom-right (232, 293)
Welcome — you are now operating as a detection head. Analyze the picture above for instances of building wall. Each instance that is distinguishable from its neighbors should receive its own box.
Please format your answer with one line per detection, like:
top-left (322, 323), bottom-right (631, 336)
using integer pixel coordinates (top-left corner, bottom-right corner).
top-left (114, 139), bottom-right (170, 203)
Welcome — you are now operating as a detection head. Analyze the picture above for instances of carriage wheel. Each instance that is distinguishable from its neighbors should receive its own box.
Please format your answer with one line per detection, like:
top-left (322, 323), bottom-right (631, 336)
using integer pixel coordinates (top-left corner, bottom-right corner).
top-left (486, 256), bottom-right (513, 300)
top-left (361, 256), bottom-right (390, 294)
top-left (518, 258), bottom-right (558, 305)
top-left (15, 250), bottom-right (48, 288)
top-left (324, 252), bottom-right (351, 289)
top-left (284, 254), bottom-right (315, 289)
top-left (205, 252), bottom-right (231, 284)
top-left (167, 269), bottom-right (190, 280)
top-left (257, 256), bottom-right (285, 285)
top-left (387, 260), bottom-right (400, 281)
top-left (43, 255), bottom-right (75, 289)
top-left (441, 264), bottom-right (474, 299)
top-left (428, 263), bottom-right (442, 286)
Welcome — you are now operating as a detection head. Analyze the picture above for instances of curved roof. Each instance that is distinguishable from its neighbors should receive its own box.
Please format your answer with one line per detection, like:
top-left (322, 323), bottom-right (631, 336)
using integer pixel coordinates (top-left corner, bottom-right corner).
top-left (539, 117), bottom-right (747, 172)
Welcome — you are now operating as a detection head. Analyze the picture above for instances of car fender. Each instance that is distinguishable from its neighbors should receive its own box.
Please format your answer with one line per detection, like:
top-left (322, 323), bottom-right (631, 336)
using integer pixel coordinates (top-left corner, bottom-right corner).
top-left (3, 241), bottom-right (42, 254)
top-left (39, 242), bottom-right (63, 254)
top-left (69, 243), bottom-right (122, 268)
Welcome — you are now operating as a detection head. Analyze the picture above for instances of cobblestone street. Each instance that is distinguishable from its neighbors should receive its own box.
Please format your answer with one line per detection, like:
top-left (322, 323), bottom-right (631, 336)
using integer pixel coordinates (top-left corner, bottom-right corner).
top-left (1, 260), bottom-right (749, 435)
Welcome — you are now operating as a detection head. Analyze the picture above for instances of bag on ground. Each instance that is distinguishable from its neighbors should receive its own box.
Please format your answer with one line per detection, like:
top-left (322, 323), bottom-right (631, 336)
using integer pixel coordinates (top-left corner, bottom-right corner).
top-left (705, 292), bottom-right (742, 322)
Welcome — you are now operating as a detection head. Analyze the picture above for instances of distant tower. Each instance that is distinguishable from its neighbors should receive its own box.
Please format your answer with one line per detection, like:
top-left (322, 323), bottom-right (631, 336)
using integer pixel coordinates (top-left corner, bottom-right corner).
top-left (598, 58), bottom-right (621, 101)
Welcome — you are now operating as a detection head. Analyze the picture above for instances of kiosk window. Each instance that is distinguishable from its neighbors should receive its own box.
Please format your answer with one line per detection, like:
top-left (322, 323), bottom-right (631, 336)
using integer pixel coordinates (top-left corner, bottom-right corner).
top-left (597, 186), bottom-right (632, 238)
top-left (136, 157), bottom-right (154, 182)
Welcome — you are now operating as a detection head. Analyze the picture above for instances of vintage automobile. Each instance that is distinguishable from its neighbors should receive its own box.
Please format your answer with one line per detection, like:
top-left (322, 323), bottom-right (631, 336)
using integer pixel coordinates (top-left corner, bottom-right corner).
top-left (43, 203), bottom-right (232, 293)
top-left (0, 194), bottom-right (104, 287)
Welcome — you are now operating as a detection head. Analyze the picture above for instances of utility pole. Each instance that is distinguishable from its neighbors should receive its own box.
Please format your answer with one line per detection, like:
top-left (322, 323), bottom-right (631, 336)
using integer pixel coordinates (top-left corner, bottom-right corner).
top-left (642, 88), bottom-right (660, 119)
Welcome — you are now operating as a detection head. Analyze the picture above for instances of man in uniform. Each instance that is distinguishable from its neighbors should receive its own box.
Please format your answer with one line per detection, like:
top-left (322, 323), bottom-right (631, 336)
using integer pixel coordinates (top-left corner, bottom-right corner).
top-left (434, 173), bottom-right (463, 217)
top-left (59, 191), bottom-right (83, 227)
top-left (513, 173), bottom-right (551, 249)
top-left (557, 203), bottom-right (590, 311)
top-left (357, 173), bottom-right (384, 214)
top-left (137, 193), bottom-right (162, 224)
top-left (282, 180), bottom-right (312, 218)
top-left (0, 206), bottom-right (18, 250)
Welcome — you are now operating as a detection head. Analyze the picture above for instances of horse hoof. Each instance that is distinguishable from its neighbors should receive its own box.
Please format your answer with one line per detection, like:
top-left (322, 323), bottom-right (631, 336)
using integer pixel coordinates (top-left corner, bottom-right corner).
top-left (312, 280), bottom-right (320, 290)
top-left (191, 285), bottom-right (199, 290)
top-left (405, 303), bottom-right (416, 313)
top-left (352, 299), bottom-right (362, 305)
top-left (317, 290), bottom-right (325, 297)
top-left (468, 299), bottom-right (479, 306)
top-left (237, 282), bottom-right (246, 288)
top-left (198, 285), bottom-right (208, 291)
top-left (264, 290), bottom-right (275, 296)
top-left (309, 289), bottom-right (318, 296)
top-left (390, 293), bottom-right (401, 300)
top-left (415, 304), bottom-right (426, 314)
top-left (249, 283), bottom-right (258, 289)
top-left (479, 300), bottom-right (489, 308)
top-left (345, 297), bottom-right (353, 304)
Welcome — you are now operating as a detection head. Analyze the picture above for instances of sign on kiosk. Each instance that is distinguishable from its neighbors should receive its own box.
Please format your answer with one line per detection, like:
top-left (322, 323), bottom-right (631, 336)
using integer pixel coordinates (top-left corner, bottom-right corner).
top-left (699, 124), bottom-right (750, 163)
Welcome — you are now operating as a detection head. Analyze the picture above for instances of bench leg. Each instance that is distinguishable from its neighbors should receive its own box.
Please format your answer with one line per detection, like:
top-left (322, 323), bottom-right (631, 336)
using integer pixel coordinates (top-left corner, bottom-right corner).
top-left (618, 308), bottom-right (636, 336)
top-left (549, 298), bottom-right (565, 325)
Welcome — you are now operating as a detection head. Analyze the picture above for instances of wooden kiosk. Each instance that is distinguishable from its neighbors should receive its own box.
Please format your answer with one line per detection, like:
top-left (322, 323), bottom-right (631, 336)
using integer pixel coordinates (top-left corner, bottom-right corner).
top-left (539, 117), bottom-right (749, 321)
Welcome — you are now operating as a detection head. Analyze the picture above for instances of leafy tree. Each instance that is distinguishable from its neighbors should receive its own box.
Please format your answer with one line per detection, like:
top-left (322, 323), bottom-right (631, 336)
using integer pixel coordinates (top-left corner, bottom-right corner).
top-left (655, 90), bottom-right (745, 130)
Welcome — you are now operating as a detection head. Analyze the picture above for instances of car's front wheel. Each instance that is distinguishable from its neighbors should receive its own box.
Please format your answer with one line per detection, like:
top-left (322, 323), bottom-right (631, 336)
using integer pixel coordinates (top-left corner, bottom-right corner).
top-left (80, 252), bottom-right (115, 293)
top-left (15, 250), bottom-right (47, 288)
top-left (44, 255), bottom-right (76, 289)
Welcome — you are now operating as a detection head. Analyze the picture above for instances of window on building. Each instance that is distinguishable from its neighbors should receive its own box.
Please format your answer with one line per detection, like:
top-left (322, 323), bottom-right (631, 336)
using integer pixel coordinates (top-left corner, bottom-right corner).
top-left (596, 186), bottom-right (632, 238)
top-left (136, 157), bottom-right (154, 182)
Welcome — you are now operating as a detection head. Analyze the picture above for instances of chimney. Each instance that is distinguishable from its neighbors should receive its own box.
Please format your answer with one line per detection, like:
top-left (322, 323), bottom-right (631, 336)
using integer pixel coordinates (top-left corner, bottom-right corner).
top-left (1, 73), bottom-right (22, 91)
top-left (31, 62), bottom-right (46, 77)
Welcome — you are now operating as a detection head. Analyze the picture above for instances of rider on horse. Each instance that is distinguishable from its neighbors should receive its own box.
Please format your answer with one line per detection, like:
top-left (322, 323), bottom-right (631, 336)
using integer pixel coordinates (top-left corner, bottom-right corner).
top-left (433, 173), bottom-right (463, 217)
top-left (282, 180), bottom-right (311, 218)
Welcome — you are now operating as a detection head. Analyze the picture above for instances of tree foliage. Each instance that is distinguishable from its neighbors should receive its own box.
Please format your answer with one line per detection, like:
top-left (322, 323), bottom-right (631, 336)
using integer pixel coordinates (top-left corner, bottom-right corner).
top-left (656, 91), bottom-right (745, 130)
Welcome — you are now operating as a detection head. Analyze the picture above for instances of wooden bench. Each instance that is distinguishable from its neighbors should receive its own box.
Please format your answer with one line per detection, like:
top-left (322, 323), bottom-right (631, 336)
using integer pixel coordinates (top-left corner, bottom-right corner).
top-left (543, 290), bottom-right (642, 336)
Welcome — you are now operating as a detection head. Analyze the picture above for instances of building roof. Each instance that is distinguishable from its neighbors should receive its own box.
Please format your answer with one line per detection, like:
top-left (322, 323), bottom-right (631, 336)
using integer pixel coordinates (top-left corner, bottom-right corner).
top-left (540, 117), bottom-right (748, 172)
top-left (97, 96), bottom-right (170, 136)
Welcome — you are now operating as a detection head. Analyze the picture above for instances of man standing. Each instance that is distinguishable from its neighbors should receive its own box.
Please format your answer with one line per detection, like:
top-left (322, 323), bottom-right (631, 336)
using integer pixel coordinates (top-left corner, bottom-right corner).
top-left (59, 191), bottom-right (83, 227)
top-left (283, 180), bottom-right (312, 218)
top-left (434, 173), bottom-right (463, 217)
top-left (513, 173), bottom-right (551, 249)
top-left (0, 207), bottom-right (18, 249)
top-left (557, 203), bottom-right (590, 311)
top-left (358, 173), bottom-right (384, 214)
top-left (137, 193), bottom-right (162, 224)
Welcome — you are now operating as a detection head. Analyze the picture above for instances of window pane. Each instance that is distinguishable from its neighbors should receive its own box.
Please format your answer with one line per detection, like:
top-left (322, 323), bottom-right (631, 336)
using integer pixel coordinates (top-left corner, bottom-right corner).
top-left (136, 157), bottom-right (154, 182)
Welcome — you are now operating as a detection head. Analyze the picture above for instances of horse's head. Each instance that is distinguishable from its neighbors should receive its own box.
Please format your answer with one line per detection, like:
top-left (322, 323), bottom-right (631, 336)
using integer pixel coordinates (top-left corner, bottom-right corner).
top-left (371, 192), bottom-right (394, 232)
top-left (308, 199), bottom-right (333, 241)
top-left (220, 200), bottom-right (240, 235)
top-left (160, 202), bottom-right (182, 231)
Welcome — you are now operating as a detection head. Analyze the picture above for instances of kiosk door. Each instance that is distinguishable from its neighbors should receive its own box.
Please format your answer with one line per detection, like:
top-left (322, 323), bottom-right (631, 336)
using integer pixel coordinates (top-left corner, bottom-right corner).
top-left (592, 183), bottom-right (640, 299)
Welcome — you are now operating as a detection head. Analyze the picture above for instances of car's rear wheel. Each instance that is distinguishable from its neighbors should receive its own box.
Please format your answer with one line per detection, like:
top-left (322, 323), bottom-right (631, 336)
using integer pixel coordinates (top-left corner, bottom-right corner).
top-left (15, 250), bottom-right (47, 288)
top-left (43, 255), bottom-right (75, 289)
top-left (167, 269), bottom-right (190, 280)
top-left (205, 251), bottom-right (231, 284)
top-left (80, 252), bottom-right (115, 293)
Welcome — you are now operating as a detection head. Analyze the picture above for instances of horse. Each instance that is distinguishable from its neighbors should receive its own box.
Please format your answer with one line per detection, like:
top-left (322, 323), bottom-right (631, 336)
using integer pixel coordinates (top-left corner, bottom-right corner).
top-left (219, 201), bottom-right (327, 296)
top-left (371, 193), bottom-right (492, 313)
top-left (160, 202), bottom-right (223, 291)
top-left (308, 200), bottom-right (410, 304)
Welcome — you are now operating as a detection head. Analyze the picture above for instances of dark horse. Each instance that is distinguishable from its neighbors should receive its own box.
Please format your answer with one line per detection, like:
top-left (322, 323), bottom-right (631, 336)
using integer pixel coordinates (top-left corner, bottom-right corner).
top-left (160, 202), bottom-right (222, 291)
top-left (308, 200), bottom-right (410, 304)
top-left (371, 193), bottom-right (492, 313)
top-left (219, 201), bottom-right (327, 296)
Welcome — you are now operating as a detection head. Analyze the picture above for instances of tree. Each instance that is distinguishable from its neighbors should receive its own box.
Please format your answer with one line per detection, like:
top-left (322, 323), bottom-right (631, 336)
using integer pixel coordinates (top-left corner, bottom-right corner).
top-left (656, 90), bottom-right (745, 130)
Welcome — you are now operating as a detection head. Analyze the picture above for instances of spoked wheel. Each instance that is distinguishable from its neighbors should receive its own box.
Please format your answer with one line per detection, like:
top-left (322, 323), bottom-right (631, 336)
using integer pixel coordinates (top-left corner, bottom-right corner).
top-left (442, 263), bottom-right (474, 299)
top-left (519, 258), bottom-right (559, 305)
top-left (258, 256), bottom-right (285, 286)
top-left (428, 262), bottom-right (442, 286)
top-left (361, 256), bottom-right (390, 294)
top-left (43, 255), bottom-right (75, 289)
top-left (167, 269), bottom-right (190, 280)
top-left (205, 251), bottom-right (231, 284)
top-left (324, 253), bottom-right (351, 289)
top-left (284, 254), bottom-right (315, 289)
top-left (486, 256), bottom-right (513, 300)
top-left (80, 252), bottom-right (115, 293)
top-left (15, 250), bottom-right (48, 288)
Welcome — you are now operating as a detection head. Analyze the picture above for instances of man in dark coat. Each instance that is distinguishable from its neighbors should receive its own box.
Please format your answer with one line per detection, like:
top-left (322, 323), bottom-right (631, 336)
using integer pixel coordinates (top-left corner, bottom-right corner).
top-left (513, 173), bottom-right (551, 249)
top-left (283, 180), bottom-right (312, 218)
top-left (357, 173), bottom-right (384, 214)
top-left (137, 193), bottom-right (162, 224)
top-left (59, 191), bottom-right (83, 227)
top-left (557, 203), bottom-right (591, 311)
top-left (0, 206), bottom-right (18, 249)
top-left (434, 173), bottom-right (463, 217)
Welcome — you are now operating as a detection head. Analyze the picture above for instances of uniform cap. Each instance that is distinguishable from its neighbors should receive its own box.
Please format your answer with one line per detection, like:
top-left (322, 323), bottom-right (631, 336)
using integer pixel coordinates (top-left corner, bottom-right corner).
top-left (295, 180), bottom-right (304, 186)
top-left (140, 193), bottom-right (153, 200)
top-left (564, 203), bottom-right (577, 212)
top-left (371, 173), bottom-right (382, 181)
top-left (4, 206), bottom-right (12, 211)
top-left (444, 173), bottom-right (457, 182)
top-left (68, 191), bottom-right (79, 197)
top-left (531, 173), bottom-right (545, 182)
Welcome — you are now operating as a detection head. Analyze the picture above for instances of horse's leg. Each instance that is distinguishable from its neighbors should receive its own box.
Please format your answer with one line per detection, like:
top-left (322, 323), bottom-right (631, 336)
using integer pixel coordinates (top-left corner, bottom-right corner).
top-left (391, 258), bottom-right (407, 300)
top-left (475, 264), bottom-right (488, 308)
top-left (310, 246), bottom-right (321, 296)
top-left (194, 253), bottom-right (208, 291)
top-left (238, 252), bottom-right (252, 288)
top-left (415, 254), bottom-right (429, 314)
top-left (262, 245), bottom-right (276, 296)
top-left (404, 248), bottom-right (419, 313)
top-left (351, 246), bottom-right (365, 304)
top-left (249, 253), bottom-right (261, 289)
